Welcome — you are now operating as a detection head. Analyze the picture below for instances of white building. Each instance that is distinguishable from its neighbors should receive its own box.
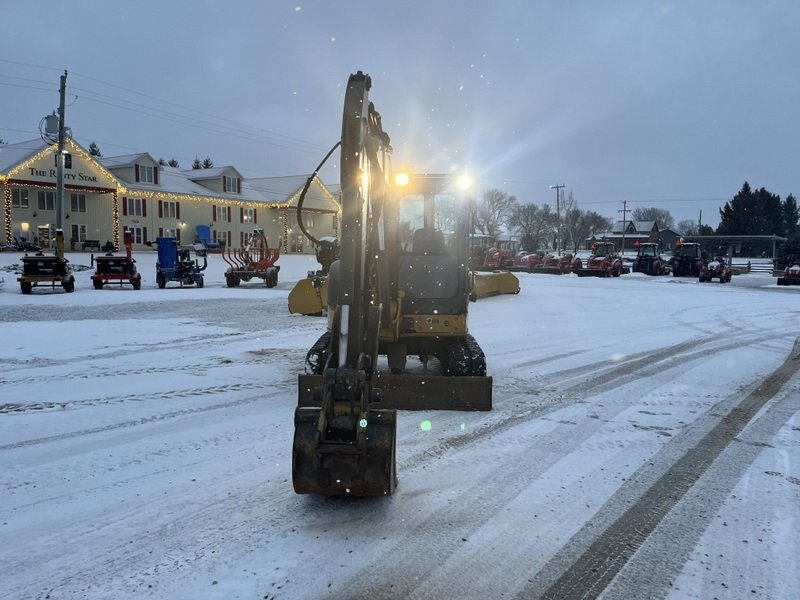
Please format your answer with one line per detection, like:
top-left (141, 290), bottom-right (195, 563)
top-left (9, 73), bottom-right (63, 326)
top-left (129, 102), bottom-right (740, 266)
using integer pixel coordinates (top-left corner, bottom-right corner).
top-left (1, 138), bottom-right (340, 253)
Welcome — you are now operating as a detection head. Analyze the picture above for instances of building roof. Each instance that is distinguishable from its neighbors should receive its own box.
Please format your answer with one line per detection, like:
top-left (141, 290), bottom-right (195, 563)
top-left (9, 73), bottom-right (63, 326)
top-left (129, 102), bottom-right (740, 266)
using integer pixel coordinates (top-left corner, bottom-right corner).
top-left (2, 138), bottom-right (339, 210)
top-left (611, 220), bottom-right (658, 234)
top-left (0, 139), bottom-right (49, 173)
top-left (248, 175), bottom-right (338, 208)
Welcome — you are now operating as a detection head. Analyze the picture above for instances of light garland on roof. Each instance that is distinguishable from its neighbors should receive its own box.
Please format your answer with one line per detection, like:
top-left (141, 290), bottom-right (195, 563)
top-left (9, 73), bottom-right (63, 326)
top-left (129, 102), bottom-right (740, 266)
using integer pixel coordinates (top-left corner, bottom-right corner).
top-left (4, 187), bottom-right (11, 244)
top-left (112, 191), bottom-right (119, 250)
top-left (282, 207), bottom-right (289, 253)
top-left (119, 187), bottom-right (288, 210)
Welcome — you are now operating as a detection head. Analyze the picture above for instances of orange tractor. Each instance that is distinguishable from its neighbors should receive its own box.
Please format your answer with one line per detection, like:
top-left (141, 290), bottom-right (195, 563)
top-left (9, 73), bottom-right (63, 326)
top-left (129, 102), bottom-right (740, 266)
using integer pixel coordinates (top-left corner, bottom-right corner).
top-left (575, 241), bottom-right (623, 277)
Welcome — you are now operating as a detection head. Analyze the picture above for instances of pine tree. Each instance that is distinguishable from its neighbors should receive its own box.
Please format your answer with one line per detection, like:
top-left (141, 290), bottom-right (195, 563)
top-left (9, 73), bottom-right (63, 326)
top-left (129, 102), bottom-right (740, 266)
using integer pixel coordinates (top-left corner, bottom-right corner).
top-left (168, 158), bottom-right (179, 168)
top-left (192, 156), bottom-right (202, 170)
top-left (202, 156), bottom-right (214, 169)
top-left (783, 194), bottom-right (799, 238)
top-left (158, 157), bottom-right (167, 166)
top-left (89, 141), bottom-right (102, 157)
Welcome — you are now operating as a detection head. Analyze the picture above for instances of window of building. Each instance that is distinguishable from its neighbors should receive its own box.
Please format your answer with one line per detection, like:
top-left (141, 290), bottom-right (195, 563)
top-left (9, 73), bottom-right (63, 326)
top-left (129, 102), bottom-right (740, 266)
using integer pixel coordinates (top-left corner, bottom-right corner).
top-left (225, 176), bottom-right (240, 193)
top-left (71, 223), bottom-right (87, 242)
top-left (70, 193), bottom-right (86, 213)
top-left (12, 188), bottom-right (29, 209)
top-left (37, 191), bottom-right (55, 211)
top-left (129, 226), bottom-right (145, 245)
top-left (242, 207), bottom-right (254, 223)
top-left (162, 201), bottom-right (177, 219)
top-left (214, 205), bottom-right (230, 222)
top-left (139, 164), bottom-right (154, 183)
top-left (161, 227), bottom-right (177, 238)
top-left (125, 197), bottom-right (145, 217)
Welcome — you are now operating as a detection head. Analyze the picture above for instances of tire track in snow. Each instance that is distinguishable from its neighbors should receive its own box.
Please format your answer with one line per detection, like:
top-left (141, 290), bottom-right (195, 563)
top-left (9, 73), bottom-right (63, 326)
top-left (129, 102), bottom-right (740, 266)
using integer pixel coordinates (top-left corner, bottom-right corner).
top-left (401, 327), bottom-right (783, 473)
top-left (0, 379), bottom-right (294, 450)
top-left (337, 330), bottom-right (797, 599)
top-left (527, 337), bottom-right (800, 600)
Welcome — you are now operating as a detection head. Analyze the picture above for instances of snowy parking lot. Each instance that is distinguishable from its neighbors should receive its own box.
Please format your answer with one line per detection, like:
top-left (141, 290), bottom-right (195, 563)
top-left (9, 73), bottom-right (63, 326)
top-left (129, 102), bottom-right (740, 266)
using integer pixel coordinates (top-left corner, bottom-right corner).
top-left (1, 250), bottom-right (798, 599)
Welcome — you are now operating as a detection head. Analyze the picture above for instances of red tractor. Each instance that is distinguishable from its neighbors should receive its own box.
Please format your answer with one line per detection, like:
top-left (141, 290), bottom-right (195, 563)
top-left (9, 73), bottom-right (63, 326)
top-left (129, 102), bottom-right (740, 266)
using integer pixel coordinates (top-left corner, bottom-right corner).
top-left (510, 251), bottom-right (543, 272)
top-left (700, 256), bottom-right (732, 283)
top-left (777, 258), bottom-right (800, 286)
top-left (469, 234), bottom-right (494, 269)
top-left (482, 239), bottom-right (521, 269)
top-left (575, 242), bottom-right (623, 277)
top-left (533, 253), bottom-right (579, 274)
top-left (631, 241), bottom-right (666, 276)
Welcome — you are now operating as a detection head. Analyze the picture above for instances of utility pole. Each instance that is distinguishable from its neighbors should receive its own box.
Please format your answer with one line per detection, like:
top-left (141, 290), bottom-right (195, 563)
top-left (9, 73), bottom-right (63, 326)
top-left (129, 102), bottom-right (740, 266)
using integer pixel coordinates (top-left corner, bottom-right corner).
top-left (618, 200), bottom-right (630, 255)
top-left (56, 70), bottom-right (68, 235)
top-left (550, 184), bottom-right (565, 256)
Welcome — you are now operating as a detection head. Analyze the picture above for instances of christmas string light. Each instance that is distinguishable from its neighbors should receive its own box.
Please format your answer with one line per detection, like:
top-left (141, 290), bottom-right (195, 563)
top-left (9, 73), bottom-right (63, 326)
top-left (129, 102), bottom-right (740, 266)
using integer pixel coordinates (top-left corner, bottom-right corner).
top-left (112, 191), bottom-right (119, 250)
top-left (4, 187), bottom-right (11, 244)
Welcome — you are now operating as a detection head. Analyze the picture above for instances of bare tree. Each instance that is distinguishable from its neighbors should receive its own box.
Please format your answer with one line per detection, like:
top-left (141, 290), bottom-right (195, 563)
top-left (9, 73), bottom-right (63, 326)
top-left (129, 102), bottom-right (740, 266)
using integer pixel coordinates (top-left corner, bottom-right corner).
top-left (472, 188), bottom-right (517, 238)
top-left (632, 207), bottom-right (674, 230)
top-left (507, 203), bottom-right (557, 251)
top-left (563, 210), bottom-right (613, 252)
top-left (677, 219), bottom-right (699, 236)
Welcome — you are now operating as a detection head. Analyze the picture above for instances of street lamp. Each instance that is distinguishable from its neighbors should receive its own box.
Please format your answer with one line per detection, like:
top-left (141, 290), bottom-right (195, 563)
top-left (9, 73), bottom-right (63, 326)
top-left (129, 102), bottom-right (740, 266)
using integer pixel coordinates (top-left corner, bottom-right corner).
top-left (550, 184), bottom-right (565, 256)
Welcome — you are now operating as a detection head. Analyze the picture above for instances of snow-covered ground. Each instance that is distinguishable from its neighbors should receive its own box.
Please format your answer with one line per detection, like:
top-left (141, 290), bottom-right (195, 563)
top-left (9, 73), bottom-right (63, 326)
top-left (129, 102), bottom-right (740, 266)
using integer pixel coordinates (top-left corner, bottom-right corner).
top-left (1, 249), bottom-right (798, 599)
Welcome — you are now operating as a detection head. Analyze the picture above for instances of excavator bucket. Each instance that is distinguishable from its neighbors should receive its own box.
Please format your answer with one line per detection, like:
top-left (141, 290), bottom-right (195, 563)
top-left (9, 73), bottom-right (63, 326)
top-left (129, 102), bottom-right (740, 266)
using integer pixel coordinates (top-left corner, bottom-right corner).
top-left (292, 406), bottom-right (397, 496)
top-left (470, 271), bottom-right (520, 299)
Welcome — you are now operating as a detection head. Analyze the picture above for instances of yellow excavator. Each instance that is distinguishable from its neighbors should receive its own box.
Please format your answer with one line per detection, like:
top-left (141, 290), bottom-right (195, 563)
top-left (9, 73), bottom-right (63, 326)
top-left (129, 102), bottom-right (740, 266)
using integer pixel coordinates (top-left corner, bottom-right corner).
top-left (292, 72), bottom-right (492, 496)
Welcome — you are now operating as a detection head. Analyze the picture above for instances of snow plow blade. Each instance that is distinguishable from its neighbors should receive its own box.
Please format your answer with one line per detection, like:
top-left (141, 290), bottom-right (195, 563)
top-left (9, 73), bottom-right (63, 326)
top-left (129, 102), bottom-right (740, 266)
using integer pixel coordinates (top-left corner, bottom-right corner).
top-left (575, 268), bottom-right (610, 278)
top-left (298, 373), bottom-right (492, 411)
top-left (531, 266), bottom-right (566, 275)
top-left (470, 271), bottom-right (520, 299)
top-left (777, 277), bottom-right (800, 286)
top-left (293, 406), bottom-right (397, 496)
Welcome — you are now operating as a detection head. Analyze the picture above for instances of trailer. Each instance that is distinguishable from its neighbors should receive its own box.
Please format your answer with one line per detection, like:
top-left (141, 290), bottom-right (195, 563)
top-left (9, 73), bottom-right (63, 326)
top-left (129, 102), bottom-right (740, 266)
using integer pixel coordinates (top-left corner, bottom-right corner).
top-left (222, 229), bottom-right (280, 288)
top-left (90, 230), bottom-right (142, 289)
top-left (17, 229), bottom-right (75, 294)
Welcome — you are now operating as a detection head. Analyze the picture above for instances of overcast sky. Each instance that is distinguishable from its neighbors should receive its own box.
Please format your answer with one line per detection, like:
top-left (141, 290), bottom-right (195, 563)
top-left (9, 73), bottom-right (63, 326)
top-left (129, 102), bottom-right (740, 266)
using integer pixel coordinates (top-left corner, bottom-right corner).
top-left (2, 1), bottom-right (798, 228)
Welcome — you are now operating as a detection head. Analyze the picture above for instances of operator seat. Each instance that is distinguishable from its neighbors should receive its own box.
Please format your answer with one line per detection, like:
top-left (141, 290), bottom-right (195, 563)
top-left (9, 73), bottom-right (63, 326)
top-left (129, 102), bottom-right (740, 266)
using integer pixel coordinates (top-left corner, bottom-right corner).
top-left (412, 227), bottom-right (445, 255)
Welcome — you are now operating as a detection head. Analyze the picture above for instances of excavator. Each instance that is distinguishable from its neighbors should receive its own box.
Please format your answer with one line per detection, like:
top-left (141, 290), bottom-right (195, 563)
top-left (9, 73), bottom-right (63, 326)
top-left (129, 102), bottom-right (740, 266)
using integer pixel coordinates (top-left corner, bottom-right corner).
top-left (292, 72), bottom-right (492, 496)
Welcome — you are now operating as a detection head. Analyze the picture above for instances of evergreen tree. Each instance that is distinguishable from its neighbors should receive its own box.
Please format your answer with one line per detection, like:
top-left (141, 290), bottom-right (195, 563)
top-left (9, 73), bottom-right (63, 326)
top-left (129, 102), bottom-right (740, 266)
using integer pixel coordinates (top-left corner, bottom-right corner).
top-left (202, 156), bottom-right (214, 169)
top-left (717, 182), bottom-right (755, 235)
top-left (192, 156), bottom-right (202, 170)
top-left (89, 141), bottom-right (102, 157)
top-left (158, 157), bottom-right (167, 166)
top-left (168, 158), bottom-right (179, 168)
top-left (718, 182), bottom-right (784, 237)
top-left (783, 194), bottom-right (799, 238)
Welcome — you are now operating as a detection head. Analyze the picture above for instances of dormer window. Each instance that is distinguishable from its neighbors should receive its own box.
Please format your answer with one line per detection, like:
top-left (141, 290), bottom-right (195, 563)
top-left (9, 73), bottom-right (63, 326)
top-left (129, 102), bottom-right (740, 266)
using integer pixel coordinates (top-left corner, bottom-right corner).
top-left (135, 164), bottom-right (159, 184)
top-left (224, 175), bottom-right (240, 193)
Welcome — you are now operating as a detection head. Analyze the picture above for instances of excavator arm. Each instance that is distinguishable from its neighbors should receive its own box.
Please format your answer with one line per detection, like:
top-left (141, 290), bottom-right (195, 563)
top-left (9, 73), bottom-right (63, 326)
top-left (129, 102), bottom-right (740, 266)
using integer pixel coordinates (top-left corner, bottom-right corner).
top-left (292, 72), bottom-right (397, 496)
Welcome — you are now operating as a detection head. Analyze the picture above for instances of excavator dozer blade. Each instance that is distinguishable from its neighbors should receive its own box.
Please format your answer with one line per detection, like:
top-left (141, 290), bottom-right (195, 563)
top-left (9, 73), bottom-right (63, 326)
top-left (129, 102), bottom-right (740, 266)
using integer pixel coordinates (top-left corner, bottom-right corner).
top-left (292, 407), bottom-right (397, 496)
top-left (470, 271), bottom-right (520, 299)
top-left (288, 277), bottom-right (328, 316)
top-left (298, 374), bottom-right (492, 411)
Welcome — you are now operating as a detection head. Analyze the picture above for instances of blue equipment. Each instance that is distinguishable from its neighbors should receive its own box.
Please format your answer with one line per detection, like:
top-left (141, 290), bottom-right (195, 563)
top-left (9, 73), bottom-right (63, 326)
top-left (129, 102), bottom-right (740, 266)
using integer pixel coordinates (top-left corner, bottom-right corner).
top-left (155, 237), bottom-right (207, 288)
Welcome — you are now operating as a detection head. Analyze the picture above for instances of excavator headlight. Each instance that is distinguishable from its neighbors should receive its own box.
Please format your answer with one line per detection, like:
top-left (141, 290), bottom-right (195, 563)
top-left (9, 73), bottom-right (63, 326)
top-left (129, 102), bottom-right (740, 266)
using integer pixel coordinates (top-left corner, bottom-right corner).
top-left (456, 174), bottom-right (472, 191)
top-left (394, 172), bottom-right (410, 187)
